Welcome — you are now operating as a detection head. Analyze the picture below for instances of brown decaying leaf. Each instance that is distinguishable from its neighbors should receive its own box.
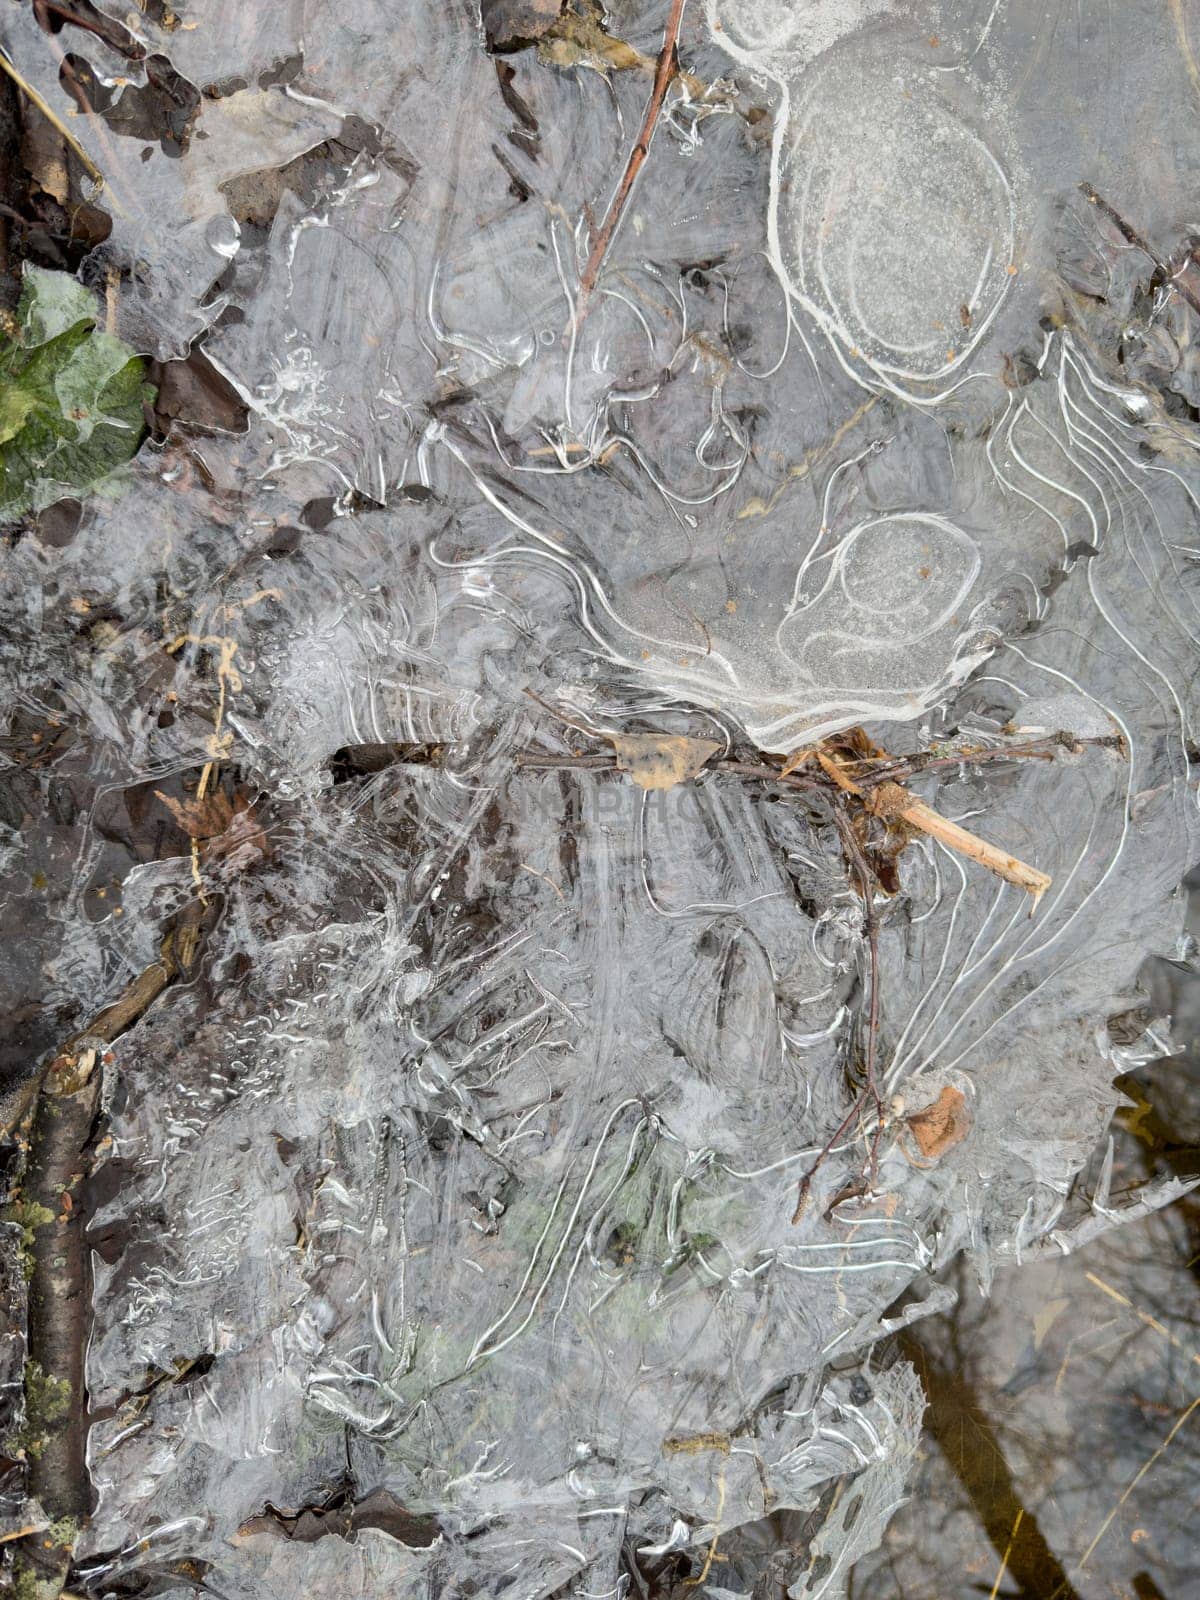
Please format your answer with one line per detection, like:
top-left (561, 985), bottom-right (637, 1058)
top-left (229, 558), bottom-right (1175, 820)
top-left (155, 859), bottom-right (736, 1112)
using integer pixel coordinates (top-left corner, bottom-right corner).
top-left (481, 0), bottom-right (564, 52)
top-left (778, 747), bottom-right (812, 778)
top-left (155, 788), bottom-right (234, 839)
top-left (155, 787), bottom-right (269, 869)
top-left (904, 1085), bottom-right (972, 1161)
top-left (607, 733), bottom-right (721, 791)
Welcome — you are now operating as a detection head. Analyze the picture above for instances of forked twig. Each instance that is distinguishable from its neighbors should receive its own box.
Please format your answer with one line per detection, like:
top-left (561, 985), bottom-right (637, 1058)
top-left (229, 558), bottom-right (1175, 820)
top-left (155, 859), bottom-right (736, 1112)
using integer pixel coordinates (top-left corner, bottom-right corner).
top-left (519, 699), bottom-right (1062, 901)
top-left (513, 700), bottom-right (1078, 1222)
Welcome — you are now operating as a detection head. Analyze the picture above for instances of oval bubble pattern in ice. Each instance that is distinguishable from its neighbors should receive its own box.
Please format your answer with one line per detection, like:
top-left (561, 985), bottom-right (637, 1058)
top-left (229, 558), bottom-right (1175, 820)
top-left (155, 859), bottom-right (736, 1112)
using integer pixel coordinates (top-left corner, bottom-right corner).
top-left (776, 50), bottom-right (1016, 387)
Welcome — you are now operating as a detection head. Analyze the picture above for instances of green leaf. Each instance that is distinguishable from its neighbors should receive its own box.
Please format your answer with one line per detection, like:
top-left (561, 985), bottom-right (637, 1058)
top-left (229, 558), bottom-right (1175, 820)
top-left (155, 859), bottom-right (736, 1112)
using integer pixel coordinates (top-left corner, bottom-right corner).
top-left (0, 382), bottom-right (38, 446)
top-left (17, 266), bottom-right (97, 347)
top-left (0, 268), bottom-right (155, 522)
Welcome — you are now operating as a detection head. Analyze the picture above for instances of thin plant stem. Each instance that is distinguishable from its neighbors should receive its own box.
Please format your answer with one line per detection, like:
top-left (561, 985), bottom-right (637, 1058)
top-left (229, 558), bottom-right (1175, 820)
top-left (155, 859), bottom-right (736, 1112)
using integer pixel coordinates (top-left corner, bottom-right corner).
top-left (575, 0), bottom-right (687, 320)
top-left (0, 50), bottom-right (109, 199)
top-left (791, 795), bottom-right (885, 1222)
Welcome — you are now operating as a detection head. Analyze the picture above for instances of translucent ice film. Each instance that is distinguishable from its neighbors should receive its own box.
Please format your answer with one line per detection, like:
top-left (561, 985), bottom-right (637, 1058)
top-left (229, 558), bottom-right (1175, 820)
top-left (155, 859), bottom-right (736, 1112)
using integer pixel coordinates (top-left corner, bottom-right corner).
top-left (2, 2), bottom-right (1200, 1597)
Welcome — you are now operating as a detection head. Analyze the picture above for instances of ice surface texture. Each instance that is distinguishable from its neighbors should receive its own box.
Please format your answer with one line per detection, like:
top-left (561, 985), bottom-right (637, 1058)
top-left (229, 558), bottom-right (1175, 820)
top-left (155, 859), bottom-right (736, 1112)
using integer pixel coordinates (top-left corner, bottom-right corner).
top-left (2, 0), bottom-right (1200, 1597)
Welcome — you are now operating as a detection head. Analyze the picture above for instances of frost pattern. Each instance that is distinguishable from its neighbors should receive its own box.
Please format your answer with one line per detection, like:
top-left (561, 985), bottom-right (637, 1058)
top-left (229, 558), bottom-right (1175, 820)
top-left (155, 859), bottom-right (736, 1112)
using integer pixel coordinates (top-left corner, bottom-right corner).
top-left (2, 0), bottom-right (1199, 1597)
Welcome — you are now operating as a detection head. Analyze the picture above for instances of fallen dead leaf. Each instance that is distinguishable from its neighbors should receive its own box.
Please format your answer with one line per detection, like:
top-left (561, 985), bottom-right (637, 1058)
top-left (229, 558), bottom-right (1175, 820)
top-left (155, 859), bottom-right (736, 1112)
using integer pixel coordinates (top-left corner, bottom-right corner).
top-left (779, 747), bottom-right (813, 777)
top-left (155, 788), bottom-right (269, 871)
top-left (157, 788), bottom-right (237, 839)
top-left (538, 0), bottom-right (708, 95)
top-left (1032, 1295), bottom-right (1070, 1350)
top-left (904, 1085), bottom-right (972, 1161)
top-left (607, 733), bottom-right (721, 791)
top-left (482, 0), bottom-right (564, 50)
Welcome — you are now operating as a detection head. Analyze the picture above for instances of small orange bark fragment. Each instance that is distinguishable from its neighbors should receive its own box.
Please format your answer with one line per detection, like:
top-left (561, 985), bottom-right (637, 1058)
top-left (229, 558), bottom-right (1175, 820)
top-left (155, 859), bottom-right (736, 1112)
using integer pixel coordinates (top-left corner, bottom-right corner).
top-left (904, 1086), bottom-right (971, 1161)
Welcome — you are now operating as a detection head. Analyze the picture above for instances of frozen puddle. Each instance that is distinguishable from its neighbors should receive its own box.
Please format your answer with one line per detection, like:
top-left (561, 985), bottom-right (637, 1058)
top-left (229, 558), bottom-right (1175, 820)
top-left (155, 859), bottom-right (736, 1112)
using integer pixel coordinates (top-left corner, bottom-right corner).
top-left (1, 1), bottom-right (1198, 1598)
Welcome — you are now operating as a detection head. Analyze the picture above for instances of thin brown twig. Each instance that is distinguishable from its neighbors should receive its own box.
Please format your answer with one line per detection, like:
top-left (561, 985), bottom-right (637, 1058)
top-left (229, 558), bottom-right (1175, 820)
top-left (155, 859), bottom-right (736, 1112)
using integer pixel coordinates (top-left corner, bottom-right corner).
top-left (825, 731), bottom-right (1120, 790)
top-left (715, 757), bottom-right (821, 792)
top-left (516, 751), bottom-right (618, 770)
top-left (575, 0), bottom-right (686, 319)
top-left (521, 685), bottom-right (607, 741)
top-left (789, 1091), bottom-right (871, 1226)
top-left (854, 736), bottom-right (1059, 786)
top-left (1080, 181), bottom-right (1200, 320)
top-left (791, 796), bottom-right (885, 1223)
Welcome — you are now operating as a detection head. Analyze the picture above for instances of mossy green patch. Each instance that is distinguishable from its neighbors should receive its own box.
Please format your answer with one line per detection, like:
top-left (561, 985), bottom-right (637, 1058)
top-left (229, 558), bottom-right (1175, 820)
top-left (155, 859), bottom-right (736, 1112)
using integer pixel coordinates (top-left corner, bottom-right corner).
top-left (44, 1514), bottom-right (80, 1550)
top-left (13, 1564), bottom-right (40, 1600)
top-left (2, 1199), bottom-right (56, 1280)
top-left (21, 1360), bottom-right (72, 1457)
top-left (12, 1560), bottom-right (68, 1600)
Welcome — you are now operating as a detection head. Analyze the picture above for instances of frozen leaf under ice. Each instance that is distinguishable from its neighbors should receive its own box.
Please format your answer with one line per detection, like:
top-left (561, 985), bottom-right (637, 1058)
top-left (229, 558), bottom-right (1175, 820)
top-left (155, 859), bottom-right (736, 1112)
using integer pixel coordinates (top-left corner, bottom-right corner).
top-left (0, 268), bottom-right (152, 520)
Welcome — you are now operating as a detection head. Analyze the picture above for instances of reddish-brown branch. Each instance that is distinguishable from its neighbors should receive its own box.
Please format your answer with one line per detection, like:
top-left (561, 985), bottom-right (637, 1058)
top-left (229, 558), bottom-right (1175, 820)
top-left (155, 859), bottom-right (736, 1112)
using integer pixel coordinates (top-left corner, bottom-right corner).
top-left (790, 1091), bottom-right (869, 1226)
top-left (575, 0), bottom-right (687, 316)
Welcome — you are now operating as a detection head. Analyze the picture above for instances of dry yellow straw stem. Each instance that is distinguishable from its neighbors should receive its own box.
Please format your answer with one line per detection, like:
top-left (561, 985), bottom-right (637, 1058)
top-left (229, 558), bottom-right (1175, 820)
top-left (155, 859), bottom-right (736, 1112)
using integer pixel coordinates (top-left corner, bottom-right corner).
top-left (987, 1508), bottom-right (1024, 1600)
top-left (1073, 1393), bottom-right (1200, 1575)
top-left (869, 781), bottom-right (1052, 904)
top-left (1085, 1269), bottom-right (1200, 1368)
top-left (813, 752), bottom-right (1052, 903)
top-left (0, 51), bottom-right (107, 195)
